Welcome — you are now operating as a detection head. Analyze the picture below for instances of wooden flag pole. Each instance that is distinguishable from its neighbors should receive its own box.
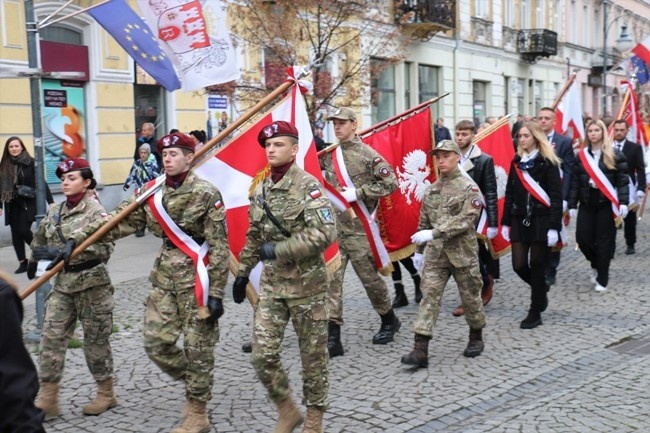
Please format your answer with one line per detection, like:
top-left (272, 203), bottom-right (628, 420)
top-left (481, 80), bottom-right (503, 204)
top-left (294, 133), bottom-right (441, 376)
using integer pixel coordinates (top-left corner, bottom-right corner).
top-left (551, 72), bottom-right (577, 111)
top-left (472, 113), bottom-right (516, 143)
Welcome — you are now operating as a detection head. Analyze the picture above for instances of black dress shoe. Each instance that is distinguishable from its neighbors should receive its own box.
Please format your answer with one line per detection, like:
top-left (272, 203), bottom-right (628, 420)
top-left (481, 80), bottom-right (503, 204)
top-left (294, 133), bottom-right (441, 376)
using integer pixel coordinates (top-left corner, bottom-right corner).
top-left (520, 310), bottom-right (542, 329)
top-left (241, 342), bottom-right (252, 353)
top-left (625, 245), bottom-right (635, 255)
top-left (15, 260), bottom-right (28, 274)
top-left (135, 229), bottom-right (145, 238)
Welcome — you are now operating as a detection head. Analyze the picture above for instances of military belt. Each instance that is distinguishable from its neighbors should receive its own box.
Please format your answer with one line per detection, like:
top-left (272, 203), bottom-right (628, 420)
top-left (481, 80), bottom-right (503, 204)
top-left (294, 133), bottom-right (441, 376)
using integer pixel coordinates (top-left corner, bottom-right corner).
top-left (64, 259), bottom-right (102, 273)
top-left (163, 236), bottom-right (205, 250)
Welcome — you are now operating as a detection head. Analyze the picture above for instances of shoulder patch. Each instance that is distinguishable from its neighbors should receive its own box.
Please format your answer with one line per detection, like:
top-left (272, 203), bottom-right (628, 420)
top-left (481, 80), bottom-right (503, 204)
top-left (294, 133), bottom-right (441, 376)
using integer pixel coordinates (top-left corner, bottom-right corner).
top-left (309, 189), bottom-right (322, 199)
top-left (379, 166), bottom-right (391, 177)
top-left (471, 185), bottom-right (479, 192)
top-left (317, 207), bottom-right (333, 223)
top-left (372, 156), bottom-right (383, 166)
top-left (471, 198), bottom-right (482, 209)
top-left (214, 199), bottom-right (223, 210)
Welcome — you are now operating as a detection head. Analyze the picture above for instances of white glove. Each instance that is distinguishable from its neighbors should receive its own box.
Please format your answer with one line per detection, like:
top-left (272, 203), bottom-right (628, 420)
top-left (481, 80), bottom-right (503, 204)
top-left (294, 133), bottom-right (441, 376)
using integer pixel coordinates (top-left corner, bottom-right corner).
top-left (637, 190), bottom-right (645, 200)
top-left (340, 187), bottom-right (357, 203)
top-left (486, 227), bottom-right (498, 240)
top-left (547, 229), bottom-right (559, 247)
top-left (500, 225), bottom-right (510, 242)
top-left (569, 209), bottom-right (577, 219)
top-left (562, 200), bottom-right (568, 213)
top-left (412, 253), bottom-right (424, 272)
top-left (620, 204), bottom-right (628, 219)
top-left (411, 229), bottom-right (434, 244)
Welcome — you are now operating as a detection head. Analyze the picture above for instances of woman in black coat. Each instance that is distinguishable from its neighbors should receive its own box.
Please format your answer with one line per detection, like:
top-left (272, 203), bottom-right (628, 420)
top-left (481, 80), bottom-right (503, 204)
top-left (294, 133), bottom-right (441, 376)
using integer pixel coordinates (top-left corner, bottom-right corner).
top-left (501, 122), bottom-right (563, 329)
top-left (568, 119), bottom-right (628, 292)
top-left (0, 136), bottom-right (52, 273)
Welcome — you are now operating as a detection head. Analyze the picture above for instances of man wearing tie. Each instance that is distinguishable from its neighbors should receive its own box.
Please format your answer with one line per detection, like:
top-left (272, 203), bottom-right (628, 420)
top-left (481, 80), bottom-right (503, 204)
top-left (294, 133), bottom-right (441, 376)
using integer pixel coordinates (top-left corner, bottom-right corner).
top-left (612, 119), bottom-right (646, 255)
top-left (537, 107), bottom-right (575, 286)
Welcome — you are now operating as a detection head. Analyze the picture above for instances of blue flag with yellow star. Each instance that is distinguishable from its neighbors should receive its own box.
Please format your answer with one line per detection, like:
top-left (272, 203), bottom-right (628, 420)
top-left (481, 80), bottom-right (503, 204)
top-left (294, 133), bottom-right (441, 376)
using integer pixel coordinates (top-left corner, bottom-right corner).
top-left (89, 0), bottom-right (181, 91)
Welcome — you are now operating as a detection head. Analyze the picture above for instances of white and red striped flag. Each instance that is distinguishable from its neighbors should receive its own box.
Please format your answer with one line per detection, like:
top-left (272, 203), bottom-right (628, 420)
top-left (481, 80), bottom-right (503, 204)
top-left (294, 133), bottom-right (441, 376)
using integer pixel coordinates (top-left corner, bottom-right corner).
top-left (619, 81), bottom-right (648, 147)
top-left (137, 0), bottom-right (240, 92)
top-left (555, 82), bottom-right (585, 142)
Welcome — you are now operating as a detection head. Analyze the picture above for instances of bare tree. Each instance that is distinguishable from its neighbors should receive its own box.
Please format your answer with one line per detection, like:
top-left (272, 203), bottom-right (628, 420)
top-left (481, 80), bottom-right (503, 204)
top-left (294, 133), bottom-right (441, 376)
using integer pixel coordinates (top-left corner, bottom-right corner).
top-left (208, 0), bottom-right (408, 121)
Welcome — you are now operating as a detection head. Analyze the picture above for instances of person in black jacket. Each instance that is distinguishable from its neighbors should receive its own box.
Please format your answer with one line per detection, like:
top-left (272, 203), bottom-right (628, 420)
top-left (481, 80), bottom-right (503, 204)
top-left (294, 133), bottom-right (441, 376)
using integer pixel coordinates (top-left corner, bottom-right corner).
top-left (0, 270), bottom-right (46, 433)
top-left (0, 137), bottom-right (53, 273)
top-left (451, 119), bottom-right (499, 317)
top-left (612, 119), bottom-right (647, 255)
top-left (135, 122), bottom-right (161, 168)
top-left (501, 122), bottom-right (562, 329)
top-left (568, 119), bottom-right (629, 292)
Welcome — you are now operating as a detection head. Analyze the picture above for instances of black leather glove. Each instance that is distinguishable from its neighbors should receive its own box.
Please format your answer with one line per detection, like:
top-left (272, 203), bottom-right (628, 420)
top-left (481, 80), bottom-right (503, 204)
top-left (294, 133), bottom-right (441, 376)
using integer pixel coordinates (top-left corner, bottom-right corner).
top-left (232, 276), bottom-right (249, 304)
top-left (46, 239), bottom-right (76, 271)
top-left (32, 246), bottom-right (61, 261)
top-left (206, 296), bottom-right (224, 326)
top-left (259, 243), bottom-right (277, 261)
top-left (27, 261), bottom-right (38, 280)
top-left (123, 183), bottom-right (130, 191)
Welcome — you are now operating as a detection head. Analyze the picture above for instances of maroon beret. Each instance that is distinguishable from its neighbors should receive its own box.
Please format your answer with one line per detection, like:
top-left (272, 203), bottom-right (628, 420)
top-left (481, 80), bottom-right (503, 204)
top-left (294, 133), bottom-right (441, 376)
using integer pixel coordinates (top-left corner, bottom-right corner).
top-left (157, 132), bottom-right (195, 154)
top-left (55, 157), bottom-right (91, 179)
top-left (257, 120), bottom-right (299, 147)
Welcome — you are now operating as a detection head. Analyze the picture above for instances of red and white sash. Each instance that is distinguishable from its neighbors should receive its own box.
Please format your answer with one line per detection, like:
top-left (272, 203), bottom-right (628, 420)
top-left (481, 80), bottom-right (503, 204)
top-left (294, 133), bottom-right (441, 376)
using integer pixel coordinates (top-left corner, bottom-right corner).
top-left (578, 149), bottom-right (621, 219)
top-left (458, 164), bottom-right (488, 235)
top-left (331, 146), bottom-right (391, 271)
top-left (146, 182), bottom-right (210, 311)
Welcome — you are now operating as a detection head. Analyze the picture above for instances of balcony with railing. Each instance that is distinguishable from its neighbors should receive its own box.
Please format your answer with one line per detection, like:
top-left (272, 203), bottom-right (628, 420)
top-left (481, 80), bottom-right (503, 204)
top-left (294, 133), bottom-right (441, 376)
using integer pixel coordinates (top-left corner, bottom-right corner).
top-left (517, 29), bottom-right (557, 63)
top-left (395, 0), bottom-right (456, 39)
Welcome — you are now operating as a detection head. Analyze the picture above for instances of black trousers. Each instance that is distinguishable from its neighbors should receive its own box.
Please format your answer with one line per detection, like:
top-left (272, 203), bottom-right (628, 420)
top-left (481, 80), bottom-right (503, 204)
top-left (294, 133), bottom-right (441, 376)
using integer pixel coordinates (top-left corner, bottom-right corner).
top-left (391, 257), bottom-right (417, 283)
top-left (576, 204), bottom-right (616, 287)
top-left (10, 219), bottom-right (33, 262)
top-left (511, 241), bottom-right (549, 313)
top-left (623, 210), bottom-right (637, 246)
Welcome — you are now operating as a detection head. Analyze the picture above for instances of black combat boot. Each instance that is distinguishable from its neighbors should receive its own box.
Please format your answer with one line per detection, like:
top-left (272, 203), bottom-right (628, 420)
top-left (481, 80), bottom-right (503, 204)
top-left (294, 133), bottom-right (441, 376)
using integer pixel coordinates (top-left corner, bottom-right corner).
top-left (241, 342), bottom-right (252, 353)
top-left (401, 334), bottom-right (430, 367)
top-left (391, 283), bottom-right (408, 308)
top-left (327, 321), bottom-right (344, 358)
top-left (372, 309), bottom-right (401, 344)
top-left (520, 309), bottom-right (542, 329)
top-left (412, 274), bottom-right (422, 304)
top-left (463, 328), bottom-right (485, 357)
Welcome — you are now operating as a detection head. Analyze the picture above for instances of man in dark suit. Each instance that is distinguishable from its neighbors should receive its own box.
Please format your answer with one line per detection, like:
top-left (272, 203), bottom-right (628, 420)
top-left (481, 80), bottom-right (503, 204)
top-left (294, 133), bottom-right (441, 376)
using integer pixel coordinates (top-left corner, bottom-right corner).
top-left (434, 118), bottom-right (452, 144)
top-left (537, 107), bottom-right (575, 286)
top-left (612, 119), bottom-right (647, 255)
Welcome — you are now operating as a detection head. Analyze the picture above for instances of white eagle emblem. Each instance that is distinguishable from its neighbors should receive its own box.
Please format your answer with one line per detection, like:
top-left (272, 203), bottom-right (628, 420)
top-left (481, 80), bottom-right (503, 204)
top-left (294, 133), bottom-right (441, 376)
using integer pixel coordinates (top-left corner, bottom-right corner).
top-left (396, 150), bottom-right (431, 204)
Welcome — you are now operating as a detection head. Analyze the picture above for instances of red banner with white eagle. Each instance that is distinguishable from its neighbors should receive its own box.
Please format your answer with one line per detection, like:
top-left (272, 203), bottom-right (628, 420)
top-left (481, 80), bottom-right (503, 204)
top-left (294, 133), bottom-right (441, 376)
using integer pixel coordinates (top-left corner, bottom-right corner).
top-left (360, 107), bottom-right (436, 260)
top-left (473, 118), bottom-right (514, 258)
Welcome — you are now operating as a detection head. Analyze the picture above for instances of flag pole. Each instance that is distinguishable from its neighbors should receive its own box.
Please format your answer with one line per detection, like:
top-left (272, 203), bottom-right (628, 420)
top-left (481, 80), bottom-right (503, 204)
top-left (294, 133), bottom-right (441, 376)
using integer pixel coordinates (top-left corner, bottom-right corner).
top-left (20, 62), bottom-right (320, 301)
top-left (317, 93), bottom-right (450, 157)
top-left (39, 0), bottom-right (113, 29)
top-left (472, 113), bottom-right (516, 143)
top-left (551, 71), bottom-right (578, 111)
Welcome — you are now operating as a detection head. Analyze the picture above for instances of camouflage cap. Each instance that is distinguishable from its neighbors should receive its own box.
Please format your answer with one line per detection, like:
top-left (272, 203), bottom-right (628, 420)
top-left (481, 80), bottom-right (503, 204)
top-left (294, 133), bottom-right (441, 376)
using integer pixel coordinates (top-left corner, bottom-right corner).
top-left (431, 139), bottom-right (461, 155)
top-left (327, 107), bottom-right (357, 122)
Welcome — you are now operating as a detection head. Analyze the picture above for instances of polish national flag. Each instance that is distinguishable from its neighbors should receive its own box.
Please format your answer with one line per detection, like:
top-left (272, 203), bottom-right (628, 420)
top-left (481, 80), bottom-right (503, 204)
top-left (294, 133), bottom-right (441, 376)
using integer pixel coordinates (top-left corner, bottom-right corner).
top-left (632, 35), bottom-right (650, 66)
top-left (555, 83), bottom-right (585, 142)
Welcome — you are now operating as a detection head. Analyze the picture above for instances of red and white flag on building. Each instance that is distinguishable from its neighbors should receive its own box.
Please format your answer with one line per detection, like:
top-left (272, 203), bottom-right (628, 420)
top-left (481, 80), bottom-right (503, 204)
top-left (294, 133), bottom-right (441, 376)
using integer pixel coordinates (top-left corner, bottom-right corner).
top-left (194, 79), bottom-right (338, 290)
top-left (619, 81), bottom-right (648, 147)
top-left (555, 82), bottom-right (585, 142)
top-left (138, 0), bottom-right (240, 92)
top-left (473, 119), bottom-right (514, 258)
top-left (360, 107), bottom-right (436, 260)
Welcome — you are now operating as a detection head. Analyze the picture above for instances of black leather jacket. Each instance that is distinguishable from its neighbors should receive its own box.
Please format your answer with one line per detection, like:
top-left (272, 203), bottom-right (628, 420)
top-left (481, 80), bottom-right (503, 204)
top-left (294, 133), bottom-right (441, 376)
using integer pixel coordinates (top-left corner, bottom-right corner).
top-left (501, 154), bottom-right (563, 231)
top-left (568, 148), bottom-right (629, 209)
top-left (467, 152), bottom-right (498, 228)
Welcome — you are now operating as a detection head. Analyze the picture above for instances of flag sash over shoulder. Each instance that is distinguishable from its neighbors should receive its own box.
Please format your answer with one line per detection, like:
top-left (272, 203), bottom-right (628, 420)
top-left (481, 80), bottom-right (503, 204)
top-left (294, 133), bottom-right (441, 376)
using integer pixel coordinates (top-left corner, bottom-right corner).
top-left (146, 184), bottom-right (210, 312)
top-left (331, 147), bottom-right (391, 271)
top-left (578, 149), bottom-right (621, 218)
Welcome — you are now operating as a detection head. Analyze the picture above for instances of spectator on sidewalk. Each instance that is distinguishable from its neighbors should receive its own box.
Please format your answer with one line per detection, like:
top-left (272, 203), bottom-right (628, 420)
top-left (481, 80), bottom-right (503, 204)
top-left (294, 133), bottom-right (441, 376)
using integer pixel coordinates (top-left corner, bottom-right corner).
top-left (123, 143), bottom-right (160, 237)
top-left (434, 118), bottom-right (452, 144)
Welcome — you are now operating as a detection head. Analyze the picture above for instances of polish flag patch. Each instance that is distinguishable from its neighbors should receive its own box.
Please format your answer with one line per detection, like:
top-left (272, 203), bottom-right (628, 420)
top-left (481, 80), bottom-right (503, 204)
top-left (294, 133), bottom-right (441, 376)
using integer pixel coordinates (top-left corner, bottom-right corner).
top-left (309, 189), bottom-right (322, 199)
top-left (214, 199), bottom-right (223, 209)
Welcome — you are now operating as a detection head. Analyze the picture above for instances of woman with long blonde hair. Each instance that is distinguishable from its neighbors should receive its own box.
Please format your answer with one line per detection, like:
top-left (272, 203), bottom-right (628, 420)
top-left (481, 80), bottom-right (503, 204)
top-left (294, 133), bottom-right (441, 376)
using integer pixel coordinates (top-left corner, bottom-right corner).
top-left (567, 119), bottom-right (629, 292)
top-left (501, 122), bottom-right (563, 329)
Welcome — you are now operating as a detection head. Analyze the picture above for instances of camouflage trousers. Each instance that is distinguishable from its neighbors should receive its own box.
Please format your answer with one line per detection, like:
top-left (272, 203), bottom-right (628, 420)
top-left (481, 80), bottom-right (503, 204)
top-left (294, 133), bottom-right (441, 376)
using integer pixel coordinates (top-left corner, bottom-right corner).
top-left (328, 231), bottom-right (392, 325)
top-left (143, 284), bottom-right (219, 402)
top-left (39, 284), bottom-right (115, 383)
top-left (414, 256), bottom-right (486, 336)
top-left (251, 291), bottom-right (329, 408)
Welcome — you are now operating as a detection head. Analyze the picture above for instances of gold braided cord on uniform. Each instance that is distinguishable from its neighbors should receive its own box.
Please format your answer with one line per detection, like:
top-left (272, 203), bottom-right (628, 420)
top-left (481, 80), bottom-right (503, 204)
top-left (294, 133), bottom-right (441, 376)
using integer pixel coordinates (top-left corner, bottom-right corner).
top-left (387, 243), bottom-right (416, 263)
top-left (249, 165), bottom-right (270, 198)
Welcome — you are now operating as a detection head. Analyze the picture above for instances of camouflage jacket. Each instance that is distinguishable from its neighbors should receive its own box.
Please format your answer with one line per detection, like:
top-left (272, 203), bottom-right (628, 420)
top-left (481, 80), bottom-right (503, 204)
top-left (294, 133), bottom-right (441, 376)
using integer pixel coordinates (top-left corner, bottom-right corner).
top-left (238, 164), bottom-right (336, 298)
top-left (72, 171), bottom-right (229, 299)
top-left (416, 169), bottom-right (482, 268)
top-left (319, 136), bottom-right (397, 232)
top-left (32, 197), bottom-right (113, 293)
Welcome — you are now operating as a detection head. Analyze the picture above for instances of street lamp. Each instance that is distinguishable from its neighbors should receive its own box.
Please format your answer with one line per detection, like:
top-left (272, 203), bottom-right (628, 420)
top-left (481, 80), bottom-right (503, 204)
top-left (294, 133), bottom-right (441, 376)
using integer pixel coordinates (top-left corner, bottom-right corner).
top-left (602, 2), bottom-right (635, 116)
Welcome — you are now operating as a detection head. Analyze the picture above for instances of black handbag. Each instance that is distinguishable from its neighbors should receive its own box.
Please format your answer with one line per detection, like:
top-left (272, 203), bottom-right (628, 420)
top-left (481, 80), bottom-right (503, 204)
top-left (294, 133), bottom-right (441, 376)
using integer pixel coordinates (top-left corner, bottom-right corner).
top-left (16, 184), bottom-right (36, 199)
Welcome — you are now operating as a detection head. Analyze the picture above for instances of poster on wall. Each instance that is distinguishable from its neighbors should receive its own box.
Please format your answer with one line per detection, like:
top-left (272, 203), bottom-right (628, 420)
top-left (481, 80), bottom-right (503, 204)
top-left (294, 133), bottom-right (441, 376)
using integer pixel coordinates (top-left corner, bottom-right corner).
top-left (206, 94), bottom-right (232, 143)
top-left (41, 79), bottom-right (86, 184)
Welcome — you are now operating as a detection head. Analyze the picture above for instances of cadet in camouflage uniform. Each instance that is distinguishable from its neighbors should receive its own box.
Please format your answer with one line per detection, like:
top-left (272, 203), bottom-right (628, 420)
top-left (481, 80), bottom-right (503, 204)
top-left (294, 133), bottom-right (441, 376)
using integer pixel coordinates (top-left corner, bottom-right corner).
top-left (66, 133), bottom-right (229, 433)
top-left (318, 107), bottom-right (401, 356)
top-left (401, 140), bottom-right (486, 368)
top-left (29, 158), bottom-right (117, 418)
top-left (232, 121), bottom-right (336, 433)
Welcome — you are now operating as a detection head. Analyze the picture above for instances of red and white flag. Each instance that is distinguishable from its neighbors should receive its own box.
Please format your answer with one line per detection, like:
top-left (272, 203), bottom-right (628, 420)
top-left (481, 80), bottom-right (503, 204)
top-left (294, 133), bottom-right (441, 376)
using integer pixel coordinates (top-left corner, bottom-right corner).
top-left (137, 0), bottom-right (240, 92)
top-left (194, 79), bottom-right (338, 289)
top-left (632, 35), bottom-right (650, 66)
top-left (555, 82), bottom-right (585, 142)
top-left (619, 81), bottom-right (648, 147)
top-left (473, 119), bottom-right (514, 258)
top-left (360, 107), bottom-right (436, 260)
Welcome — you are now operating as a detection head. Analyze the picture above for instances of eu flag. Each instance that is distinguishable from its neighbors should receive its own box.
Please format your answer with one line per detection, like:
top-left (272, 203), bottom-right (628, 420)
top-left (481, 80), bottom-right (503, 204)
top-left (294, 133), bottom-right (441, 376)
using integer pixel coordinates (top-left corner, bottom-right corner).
top-left (631, 55), bottom-right (649, 85)
top-left (89, 0), bottom-right (181, 91)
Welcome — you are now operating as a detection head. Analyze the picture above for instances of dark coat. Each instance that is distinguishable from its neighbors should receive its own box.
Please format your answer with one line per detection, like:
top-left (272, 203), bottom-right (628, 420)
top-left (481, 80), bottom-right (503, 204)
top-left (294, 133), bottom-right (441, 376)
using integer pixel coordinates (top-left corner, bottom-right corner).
top-left (0, 281), bottom-right (45, 433)
top-left (620, 139), bottom-right (647, 190)
top-left (1, 160), bottom-right (53, 226)
top-left (548, 132), bottom-right (575, 201)
top-left (134, 135), bottom-right (162, 168)
top-left (467, 151), bottom-right (499, 228)
top-left (568, 147), bottom-right (629, 209)
top-left (501, 154), bottom-right (563, 231)
top-left (434, 125), bottom-right (451, 143)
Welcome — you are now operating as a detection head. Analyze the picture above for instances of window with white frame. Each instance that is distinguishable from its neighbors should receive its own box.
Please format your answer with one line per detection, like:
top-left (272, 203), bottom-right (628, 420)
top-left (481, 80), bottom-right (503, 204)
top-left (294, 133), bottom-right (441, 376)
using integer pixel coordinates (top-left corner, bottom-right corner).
top-left (370, 58), bottom-right (396, 124)
top-left (475, 0), bottom-right (489, 19)
top-left (418, 65), bottom-right (439, 120)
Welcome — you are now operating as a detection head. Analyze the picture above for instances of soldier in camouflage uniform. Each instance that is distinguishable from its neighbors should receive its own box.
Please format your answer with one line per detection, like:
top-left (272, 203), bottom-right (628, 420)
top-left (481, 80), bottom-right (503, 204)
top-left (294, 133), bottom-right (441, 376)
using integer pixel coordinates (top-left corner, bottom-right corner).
top-left (66, 133), bottom-right (229, 433)
top-left (401, 140), bottom-right (486, 368)
top-left (232, 121), bottom-right (336, 433)
top-left (29, 158), bottom-right (117, 418)
top-left (318, 107), bottom-right (401, 357)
